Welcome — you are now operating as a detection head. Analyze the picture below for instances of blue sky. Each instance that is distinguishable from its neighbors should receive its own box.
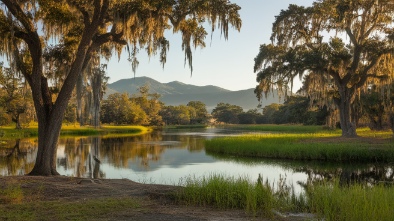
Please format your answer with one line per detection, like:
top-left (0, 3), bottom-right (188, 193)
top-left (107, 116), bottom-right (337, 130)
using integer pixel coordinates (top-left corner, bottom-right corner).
top-left (106, 0), bottom-right (315, 91)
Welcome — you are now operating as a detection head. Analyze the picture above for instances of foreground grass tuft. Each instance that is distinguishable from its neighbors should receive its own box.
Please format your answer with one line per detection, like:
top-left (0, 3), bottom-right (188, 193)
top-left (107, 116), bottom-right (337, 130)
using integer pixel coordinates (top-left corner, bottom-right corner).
top-left (176, 174), bottom-right (306, 217)
top-left (177, 174), bottom-right (394, 221)
top-left (307, 182), bottom-right (394, 221)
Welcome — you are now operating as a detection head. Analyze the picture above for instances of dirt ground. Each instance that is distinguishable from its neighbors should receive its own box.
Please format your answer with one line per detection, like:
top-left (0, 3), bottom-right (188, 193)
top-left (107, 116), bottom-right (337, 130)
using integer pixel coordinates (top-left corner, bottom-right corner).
top-left (0, 176), bottom-right (312, 221)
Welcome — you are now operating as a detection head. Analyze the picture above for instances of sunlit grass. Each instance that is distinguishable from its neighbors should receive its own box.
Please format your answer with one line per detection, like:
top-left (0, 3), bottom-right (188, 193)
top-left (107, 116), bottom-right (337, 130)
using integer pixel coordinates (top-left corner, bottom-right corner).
top-left (227, 124), bottom-right (338, 133)
top-left (0, 124), bottom-right (150, 139)
top-left (205, 127), bottom-right (394, 162)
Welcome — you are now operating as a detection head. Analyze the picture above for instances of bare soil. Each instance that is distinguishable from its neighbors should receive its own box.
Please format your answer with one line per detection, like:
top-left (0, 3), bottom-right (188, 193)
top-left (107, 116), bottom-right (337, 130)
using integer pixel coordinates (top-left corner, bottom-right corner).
top-left (0, 176), bottom-right (309, 221)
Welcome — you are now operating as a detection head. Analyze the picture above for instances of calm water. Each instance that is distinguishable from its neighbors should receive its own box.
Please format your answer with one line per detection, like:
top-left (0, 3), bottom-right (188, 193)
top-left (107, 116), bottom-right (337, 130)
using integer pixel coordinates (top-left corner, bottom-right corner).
top-left (1, 127), bottom-right (393, 191)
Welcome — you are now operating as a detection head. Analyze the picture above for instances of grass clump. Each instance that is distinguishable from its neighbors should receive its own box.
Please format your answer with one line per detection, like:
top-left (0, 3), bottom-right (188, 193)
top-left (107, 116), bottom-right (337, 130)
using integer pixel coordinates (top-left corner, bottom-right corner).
top-left (176, 174), bottom-right (306, 217)
top-left (307, 182), bottom-right (394, 221)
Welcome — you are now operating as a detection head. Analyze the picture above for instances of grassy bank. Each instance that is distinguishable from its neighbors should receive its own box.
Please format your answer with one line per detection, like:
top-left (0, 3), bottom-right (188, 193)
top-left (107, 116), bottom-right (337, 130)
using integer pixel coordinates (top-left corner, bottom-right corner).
top-left (176, 174), bottom-right (304, 218)
top-left (176, 175), bottom-right (394, 221)
top-left (0, 125), bottom-right (150, 139)
top-left (228, 124), bottom-right (334, 133)
top-left (205, 126), bottom-right (394, 162)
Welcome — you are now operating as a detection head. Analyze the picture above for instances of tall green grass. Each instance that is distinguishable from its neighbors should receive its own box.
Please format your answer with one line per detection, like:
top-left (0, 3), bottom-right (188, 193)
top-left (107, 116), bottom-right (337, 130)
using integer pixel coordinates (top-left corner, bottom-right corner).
top-left (307, 182), bottom-right (394, 221)
top-left (176, 174), bottom-right (307, 217)
top-left (177, 174), bottom-right (394, 220)
top-left (205, 133), bottom-right (394, 162)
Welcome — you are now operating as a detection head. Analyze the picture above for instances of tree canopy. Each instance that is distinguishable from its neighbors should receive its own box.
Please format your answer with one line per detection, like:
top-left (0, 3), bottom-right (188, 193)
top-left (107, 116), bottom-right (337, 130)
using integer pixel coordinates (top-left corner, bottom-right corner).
top-left (0, 0), bottom-right (241, 175)
top-left (254, 0), bottom-right (394, 137)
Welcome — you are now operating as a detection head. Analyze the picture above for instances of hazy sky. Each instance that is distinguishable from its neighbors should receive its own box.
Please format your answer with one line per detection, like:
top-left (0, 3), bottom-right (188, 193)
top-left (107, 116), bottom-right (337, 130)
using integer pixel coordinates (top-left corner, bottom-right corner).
top-left (106, 0), bottom-right (315, 91)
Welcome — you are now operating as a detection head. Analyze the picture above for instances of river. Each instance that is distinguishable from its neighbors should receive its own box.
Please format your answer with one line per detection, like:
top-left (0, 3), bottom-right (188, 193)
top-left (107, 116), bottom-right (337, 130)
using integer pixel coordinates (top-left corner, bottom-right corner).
top-left (1, 127), bottom-right (393, 192)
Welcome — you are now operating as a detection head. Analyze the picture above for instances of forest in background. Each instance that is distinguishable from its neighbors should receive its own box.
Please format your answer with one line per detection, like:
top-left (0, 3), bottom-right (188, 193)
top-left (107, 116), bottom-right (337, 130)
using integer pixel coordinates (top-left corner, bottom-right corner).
top-left (0, 63), bottom-right (393, 133)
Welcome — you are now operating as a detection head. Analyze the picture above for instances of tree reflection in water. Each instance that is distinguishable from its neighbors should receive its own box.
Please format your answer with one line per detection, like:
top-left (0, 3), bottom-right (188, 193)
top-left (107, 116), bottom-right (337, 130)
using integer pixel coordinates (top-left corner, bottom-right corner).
top-left (0, 139), bottom-right (35, 176)
top-left (0, 131), bottom-right (205, 177)
top-left (296, 165), bottom-right (394, 187)
top-left (1, 131), bottom-right (394, 188)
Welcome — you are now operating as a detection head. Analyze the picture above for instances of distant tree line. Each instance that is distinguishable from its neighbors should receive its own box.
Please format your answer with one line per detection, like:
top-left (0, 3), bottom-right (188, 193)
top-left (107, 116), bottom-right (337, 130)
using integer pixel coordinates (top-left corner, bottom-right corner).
top-left (211, 97), bottom-right (328, 126)
top-left (211, 89), bottom-right (394, 132)
top-left (1, 63), bottom-right (393, 131)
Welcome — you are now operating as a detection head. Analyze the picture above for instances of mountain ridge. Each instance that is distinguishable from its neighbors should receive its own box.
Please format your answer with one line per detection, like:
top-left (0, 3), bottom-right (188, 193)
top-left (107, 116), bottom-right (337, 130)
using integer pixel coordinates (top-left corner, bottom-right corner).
top-left (106, 77), bottom-right (280, 111)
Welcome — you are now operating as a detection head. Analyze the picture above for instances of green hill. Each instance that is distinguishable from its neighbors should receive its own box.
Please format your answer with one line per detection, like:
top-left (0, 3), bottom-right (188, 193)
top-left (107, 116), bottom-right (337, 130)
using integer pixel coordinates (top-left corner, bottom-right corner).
top-left (106, 77), bottom-right (280, 111)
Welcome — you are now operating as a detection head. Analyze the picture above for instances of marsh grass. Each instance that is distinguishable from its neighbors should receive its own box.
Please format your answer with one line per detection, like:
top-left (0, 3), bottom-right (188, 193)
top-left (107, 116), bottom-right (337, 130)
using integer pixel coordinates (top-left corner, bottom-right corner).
top-left (205, 131), bottom-right (394, 162)
top-left (307, 182), bottom-right (394, 221)
top-left (177, 174), bottom-right (394, 221)
top-left (0, 125), bottom-right (149, 139)
top-left (176, 174), bottom-right (307, 217)
top-left (0, 198), bottom-right (139, 221)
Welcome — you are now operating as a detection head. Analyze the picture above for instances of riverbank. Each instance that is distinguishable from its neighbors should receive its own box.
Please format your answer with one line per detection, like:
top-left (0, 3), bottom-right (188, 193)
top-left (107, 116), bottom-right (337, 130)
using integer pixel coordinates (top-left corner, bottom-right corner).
top-left (0, 176), bottom-right (301, 221)
top-left (205, 126), bottom-right (394, 163)
top-left (0, 125), bottom-right (150, 139)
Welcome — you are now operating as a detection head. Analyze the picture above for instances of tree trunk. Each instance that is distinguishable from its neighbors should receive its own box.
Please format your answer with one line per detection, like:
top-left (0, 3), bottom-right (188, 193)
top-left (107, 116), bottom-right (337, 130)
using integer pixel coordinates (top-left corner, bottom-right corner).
top-left (76, 73), bottom-right (84, 126)
top-left (28, 112), bottom-right (63, 176)
top-left (336, 87), bottom-right (357, 137)
top-left (389, 112), bottom-right (394, 135)
top-left (4, 0), bottom-right (109, 176)
top-left (13, 114), bottom-right (22, 130)
top-left (91, 72), bottom-right (102, 128)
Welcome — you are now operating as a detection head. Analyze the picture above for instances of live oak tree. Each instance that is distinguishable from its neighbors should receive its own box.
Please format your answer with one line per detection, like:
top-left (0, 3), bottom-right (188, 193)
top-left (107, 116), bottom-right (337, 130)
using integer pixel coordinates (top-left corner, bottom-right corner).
top-left (187, 101), bottom-right (208, 124)
top-left (211, 102), bottom-right (243, 124)
top-left (0, 0), bottom-right (241, 175)
top-left (0, 65), bottom-right (34, 129)
top-left (254, 0), bottom-right (394, 137)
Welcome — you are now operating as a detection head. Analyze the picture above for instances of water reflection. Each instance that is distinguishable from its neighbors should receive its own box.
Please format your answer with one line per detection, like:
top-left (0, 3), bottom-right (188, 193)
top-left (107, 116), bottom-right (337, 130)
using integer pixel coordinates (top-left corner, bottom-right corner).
top-left (295, 165), bottom-right (394, 187)
top-left (0, 139), bottom-right (35, 176)
top-left (1, 128), bottom-right (394, 189)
